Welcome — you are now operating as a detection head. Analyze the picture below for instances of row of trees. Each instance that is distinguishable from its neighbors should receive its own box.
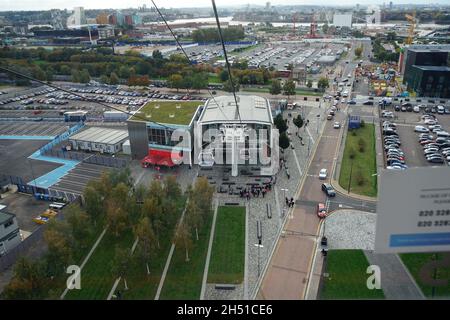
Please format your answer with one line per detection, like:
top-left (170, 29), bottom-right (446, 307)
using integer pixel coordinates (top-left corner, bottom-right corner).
top-left (191, 26), bottom-right (245, 43)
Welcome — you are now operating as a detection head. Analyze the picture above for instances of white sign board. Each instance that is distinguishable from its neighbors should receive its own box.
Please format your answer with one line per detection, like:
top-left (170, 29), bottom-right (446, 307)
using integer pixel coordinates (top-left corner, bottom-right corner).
top-left (375, 167), bottom-right (450, 253)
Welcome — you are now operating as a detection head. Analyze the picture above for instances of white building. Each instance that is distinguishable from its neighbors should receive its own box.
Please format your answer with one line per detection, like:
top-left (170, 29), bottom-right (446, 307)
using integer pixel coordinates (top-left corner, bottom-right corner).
top-left (0, 206), bottom-right (21, 256)
top-left (196, 95), bottom-right (276, 176)
top-left (333, 13), bottom-right (353, 28)
top-left (67, 7), bottom-right (86, 27)
top-left (69, 127), bottom-right (129, 154)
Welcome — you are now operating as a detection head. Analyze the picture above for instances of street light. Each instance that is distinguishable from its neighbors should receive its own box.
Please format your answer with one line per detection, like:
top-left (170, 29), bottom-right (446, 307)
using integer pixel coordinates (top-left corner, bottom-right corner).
top-left (316, 114), bottom-right (320, 134)
top-left (347, 158), bottom-right (354, 194)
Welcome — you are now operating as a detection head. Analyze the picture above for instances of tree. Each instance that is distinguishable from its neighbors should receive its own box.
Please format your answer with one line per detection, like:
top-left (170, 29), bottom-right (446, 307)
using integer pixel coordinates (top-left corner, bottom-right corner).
top-left (270, 79), bottom-right (282, 96)
top-left (106, 204), bottom-right (128, 237)
top-left (185, 199), bottom-right (202, 241)
top-left (142, 198), bottom-right (163, 248)
top-left (65, 204), bottom-right (91, 249)
top-left (279, 131), bottom-right (290, 151)
top-left (223, 79), bottom-right (240, 92)
top-left (273, 114), bottom-right (288, 134)
top-left (173, 221), bottom-right (193, 262)
top-left (191, 73), bottom-right (208, 92)
top-left (306, 80), bottom-right (313, 88)
top-left (219, 69), bottom-right (229, 82)
top-left (100, 74), bottom-right (109, 84)
top-left (283, 79), bottom-right (296, 100)
top-left (322, 23), bottom-right (329, 34)
top-left (71, 69), bottom-right (81, 83)
top-left (43, 220), bottom-right (73, 277)
top-left (152, 50), bottom-right (163, 60)
top-left (355, 46), bottom-right (363, 58)
top-left (109, 72), bottom-right (119, 85)
top-left (191, 177), bottom-right (215, 220)
top-left (83, 183), bottom-right (104, 225)
top-left (168, 74), bottom-right (184, 92)
top-left (111, 246), bottom-right (131, 290)
top-left (134, 217), bottom-right (157, 274)
top-left (79, 69), bottom-right (91, 83)
top-left (318, 77), bottom-right (329, 91)
top-left (1, 258), bottom-right (46, 300)
top-left (164, 175), bottom-right (181, 200)
top-left (293, 114), bottom-right (304, 132)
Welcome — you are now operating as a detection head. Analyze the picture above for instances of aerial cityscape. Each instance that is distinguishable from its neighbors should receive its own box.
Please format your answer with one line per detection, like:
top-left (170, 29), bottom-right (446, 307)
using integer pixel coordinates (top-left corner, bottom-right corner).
top-left (0, 0), bottom-right (449, 306)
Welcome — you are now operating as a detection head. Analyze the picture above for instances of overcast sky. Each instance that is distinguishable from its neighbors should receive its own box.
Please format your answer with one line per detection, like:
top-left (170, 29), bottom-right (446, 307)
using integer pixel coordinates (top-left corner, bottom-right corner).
top-left (0, 0), bottom-right (447, 12)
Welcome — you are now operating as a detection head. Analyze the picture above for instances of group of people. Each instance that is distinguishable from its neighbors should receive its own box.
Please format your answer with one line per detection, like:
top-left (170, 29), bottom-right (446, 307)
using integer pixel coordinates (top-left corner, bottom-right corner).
top-left (286, 197), bottom-right (295, 208)
top-left (238, 176), bottom-right (277, 200)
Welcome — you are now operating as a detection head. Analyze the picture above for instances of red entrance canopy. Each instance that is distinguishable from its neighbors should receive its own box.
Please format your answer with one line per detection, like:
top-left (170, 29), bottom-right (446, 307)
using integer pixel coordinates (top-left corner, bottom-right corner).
top-left (141, 149), bottom-right (183, 168)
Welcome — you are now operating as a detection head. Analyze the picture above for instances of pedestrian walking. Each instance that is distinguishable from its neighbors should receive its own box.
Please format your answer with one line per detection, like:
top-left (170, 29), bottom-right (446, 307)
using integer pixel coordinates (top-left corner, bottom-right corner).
top-left (285, 197), bottom-right (289, 206)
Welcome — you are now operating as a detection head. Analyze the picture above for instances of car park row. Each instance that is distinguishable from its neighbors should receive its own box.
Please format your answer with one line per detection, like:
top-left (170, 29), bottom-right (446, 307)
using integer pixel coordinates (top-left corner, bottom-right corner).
top-left (415, 114), bottom-right (450, 165)
top-left (382, 120), bottom-right (408, 170)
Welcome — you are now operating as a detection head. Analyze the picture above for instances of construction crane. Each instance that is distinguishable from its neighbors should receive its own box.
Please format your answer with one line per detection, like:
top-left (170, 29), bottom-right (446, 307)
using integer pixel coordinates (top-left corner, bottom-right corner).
top-left (405, 11), bottom-right (417, 45)
top-left (292, 12), bottom-right (298, 36)
top-left (307, 11), bottom-right (318, 39)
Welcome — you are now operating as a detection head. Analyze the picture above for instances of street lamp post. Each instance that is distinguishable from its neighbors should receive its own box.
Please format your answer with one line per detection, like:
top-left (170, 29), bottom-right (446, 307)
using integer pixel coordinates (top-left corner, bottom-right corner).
top-left (316, 114), bottom-right (320, 134)
top-left (347, 158), bottom-right (354, 194)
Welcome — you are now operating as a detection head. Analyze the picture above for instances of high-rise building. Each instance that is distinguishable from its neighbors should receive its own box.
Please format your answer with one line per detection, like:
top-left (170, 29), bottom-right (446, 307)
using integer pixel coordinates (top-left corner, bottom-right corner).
top-left (67, 6), bottom-right (86, 26)
top-left (389, 1), bottom-right (393, 10)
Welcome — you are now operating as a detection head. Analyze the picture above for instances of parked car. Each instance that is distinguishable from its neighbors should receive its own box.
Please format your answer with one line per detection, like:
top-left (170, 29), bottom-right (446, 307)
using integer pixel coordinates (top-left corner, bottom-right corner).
top-left (415, 125), bottom-right (429, 133)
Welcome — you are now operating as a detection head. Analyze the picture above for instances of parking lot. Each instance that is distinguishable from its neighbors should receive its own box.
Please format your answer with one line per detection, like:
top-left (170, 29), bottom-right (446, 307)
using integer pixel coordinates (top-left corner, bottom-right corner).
top-left (49, 162), bottom-right (109, 196)
top-left (0, 193), bottom-right (49, 233)
top-left (0, 122), bottom-right (69, 136)
top-left (0, 139), bottom-right (61, 183)
top-left (381, 105), bottom-right (450, 169)
top-left (235, 42), bottom-right (346, 74)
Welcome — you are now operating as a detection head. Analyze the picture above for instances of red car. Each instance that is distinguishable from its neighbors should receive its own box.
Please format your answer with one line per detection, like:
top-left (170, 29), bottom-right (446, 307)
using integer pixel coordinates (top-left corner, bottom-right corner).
top-left (317, 203), bottom-right (327, 218)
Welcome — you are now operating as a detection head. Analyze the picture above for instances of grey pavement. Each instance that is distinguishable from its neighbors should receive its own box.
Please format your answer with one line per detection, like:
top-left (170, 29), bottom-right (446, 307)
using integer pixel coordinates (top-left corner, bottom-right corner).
top-left (364, 251), bottom-right (425, 300)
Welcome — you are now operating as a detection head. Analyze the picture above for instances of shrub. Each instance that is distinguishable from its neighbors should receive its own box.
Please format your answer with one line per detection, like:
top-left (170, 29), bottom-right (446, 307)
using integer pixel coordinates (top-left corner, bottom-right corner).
top-left (358, 137), bottom-right (366, 153)
top-left (349, 146), bottom-right (356, 160)
top-left (355, 170), bottom-right (366, 186)
top-left (360, 119), bottom-right (365, 127)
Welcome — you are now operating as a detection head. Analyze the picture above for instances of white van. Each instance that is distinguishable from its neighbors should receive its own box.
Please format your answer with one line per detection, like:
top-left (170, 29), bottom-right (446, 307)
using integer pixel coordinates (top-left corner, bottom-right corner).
top-left (437, 105), bottom-right (445, 114)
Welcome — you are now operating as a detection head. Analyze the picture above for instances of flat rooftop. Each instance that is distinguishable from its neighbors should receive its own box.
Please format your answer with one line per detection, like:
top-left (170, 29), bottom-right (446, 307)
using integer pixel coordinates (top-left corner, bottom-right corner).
top-left (130, 100), bottom-right (202, 126)
top-left (0, 210), bottom-right (14, 225)
top-left (412, 65), bottom-right (450, 72)
top-left (199, 95), bottom-right (272, 124)
top-left (70, 127), bottom-right (128, 145)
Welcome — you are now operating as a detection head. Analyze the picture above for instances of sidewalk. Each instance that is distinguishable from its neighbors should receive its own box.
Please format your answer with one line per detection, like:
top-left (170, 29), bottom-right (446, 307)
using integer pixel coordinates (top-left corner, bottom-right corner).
top-left (364, 251), bottom-right (425, 300)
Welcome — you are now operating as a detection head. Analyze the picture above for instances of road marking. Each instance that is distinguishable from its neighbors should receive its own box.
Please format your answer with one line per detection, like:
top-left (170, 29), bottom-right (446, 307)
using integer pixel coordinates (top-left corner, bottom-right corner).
top-left (200, 199), bottom-right (219, 300)
top-left (292, 148), bottom-right (303, 176)
top-left (60, 227), bottom-right (108, 299)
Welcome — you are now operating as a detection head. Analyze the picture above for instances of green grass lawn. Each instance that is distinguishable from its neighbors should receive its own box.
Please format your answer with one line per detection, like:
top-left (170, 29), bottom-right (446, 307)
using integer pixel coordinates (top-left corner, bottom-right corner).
top-left (65, 230), bottom-right (134, 300)
top-left (320, 250), bottom-right (385, 300)
top-left (339, 124), bottom-right (377, 197)
top-left (400, 252), bottom-right (450, 298)
top-left (208, 74), bottom-right (221, 84)
top-left (131, 100), bottom-right (202, 125)
top-left (159, 212), bottom-right (214, 300)
top-left (207, 206), bottom-right (246, 284)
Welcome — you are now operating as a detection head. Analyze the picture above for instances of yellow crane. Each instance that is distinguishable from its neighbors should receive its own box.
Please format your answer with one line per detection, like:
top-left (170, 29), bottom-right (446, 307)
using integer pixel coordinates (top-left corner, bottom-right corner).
top-left (405, 11), bottom-right (417, 45)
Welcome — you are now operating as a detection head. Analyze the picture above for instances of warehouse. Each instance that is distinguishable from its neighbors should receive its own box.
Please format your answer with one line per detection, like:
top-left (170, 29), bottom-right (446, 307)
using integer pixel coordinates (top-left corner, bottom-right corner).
top-left (69, 127), bottom-right (129, 154)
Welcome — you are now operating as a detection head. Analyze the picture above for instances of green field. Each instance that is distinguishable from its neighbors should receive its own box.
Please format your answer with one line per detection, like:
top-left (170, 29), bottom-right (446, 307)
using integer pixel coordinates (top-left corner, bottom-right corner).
top-left (131, 100), bottom-right (202, 125)
top-left (208, 206), bottom-right (246, 284)
top-left (400, 252), bottom-right (450, 298)
top-left (339, 124), bottom-right (377, 197)
top-left (320, 250), bottom-right (385, 300)
top-left (65, 231), bottom-right (134, 300)
top-left (159, 212), bottom-right (214, 300)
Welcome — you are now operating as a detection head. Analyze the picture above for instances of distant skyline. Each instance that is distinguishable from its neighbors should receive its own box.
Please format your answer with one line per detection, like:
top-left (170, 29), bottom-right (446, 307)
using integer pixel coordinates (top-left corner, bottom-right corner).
top-left (1, 0), bottom-right (449, 12)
